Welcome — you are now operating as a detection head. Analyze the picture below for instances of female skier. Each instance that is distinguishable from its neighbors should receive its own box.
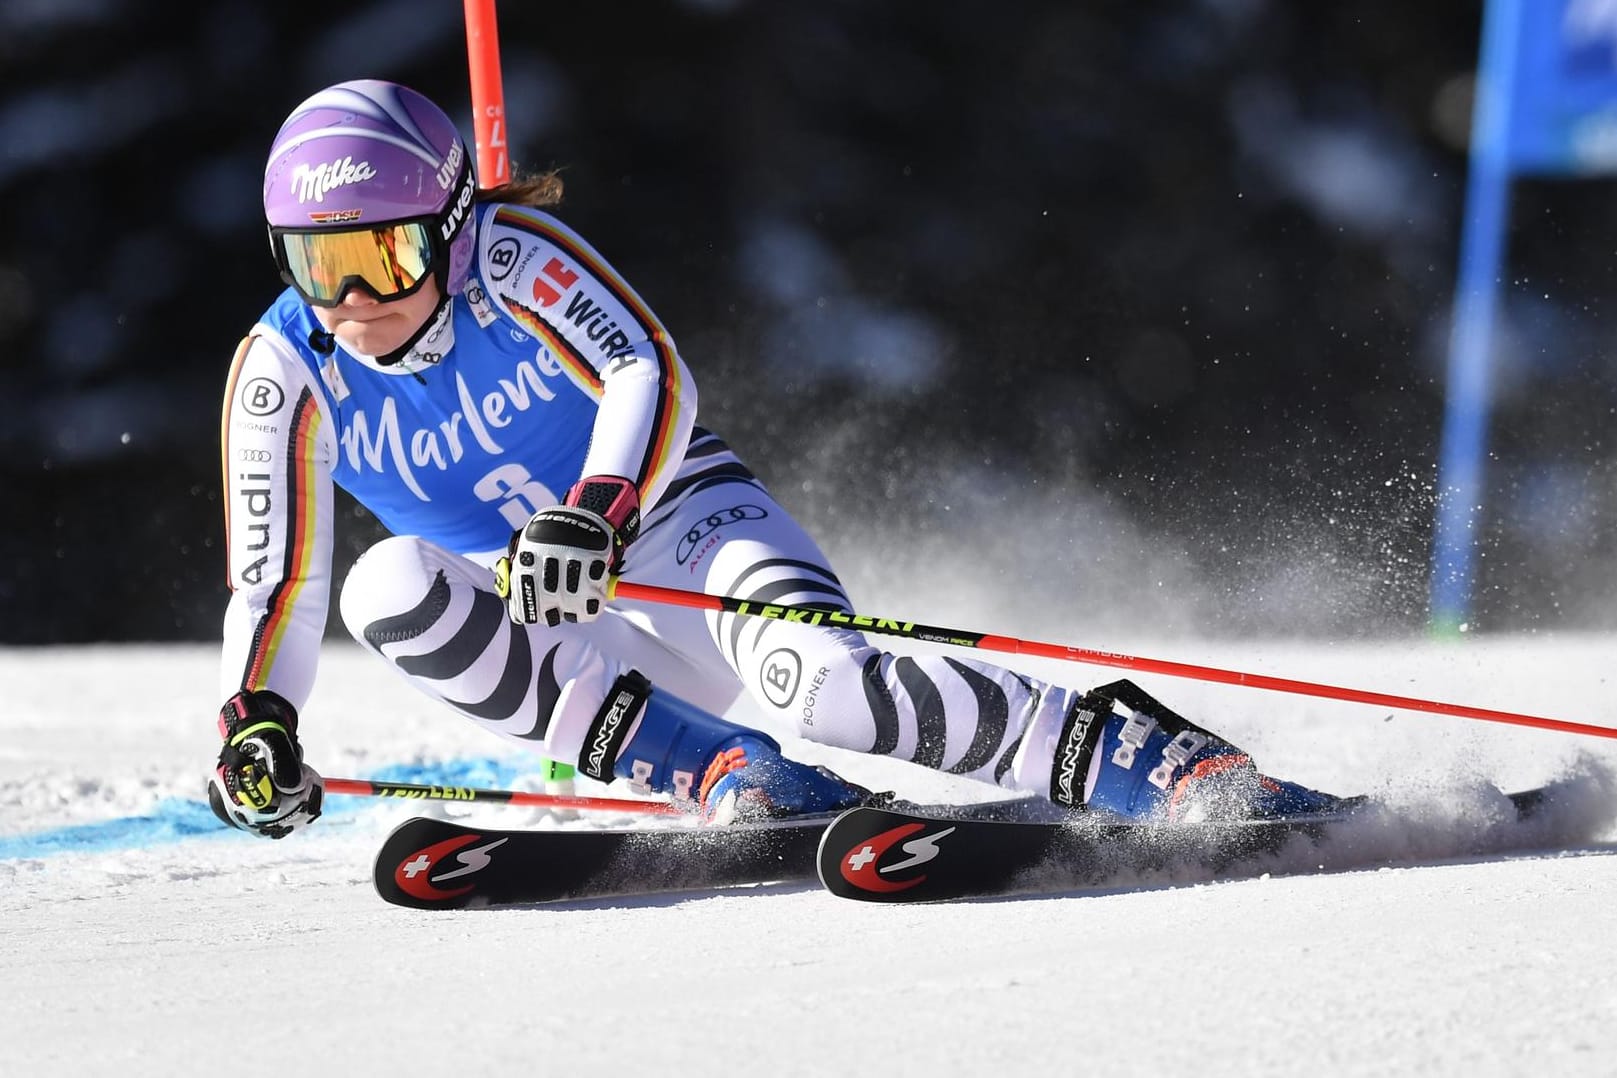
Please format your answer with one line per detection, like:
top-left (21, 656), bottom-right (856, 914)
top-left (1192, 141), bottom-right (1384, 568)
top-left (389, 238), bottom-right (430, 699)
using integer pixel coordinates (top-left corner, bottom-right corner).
top-left (210, 79), bottom-right (1334, 838)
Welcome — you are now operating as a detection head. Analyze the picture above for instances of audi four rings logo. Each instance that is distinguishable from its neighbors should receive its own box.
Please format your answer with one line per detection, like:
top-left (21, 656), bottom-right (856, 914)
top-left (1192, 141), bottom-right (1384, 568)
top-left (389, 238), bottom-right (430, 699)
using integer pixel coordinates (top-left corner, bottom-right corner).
top-left (676, 504), bottom-right (767, 565)
top-left (235, 448), bottom-right (272, 463)
top-left (839, 823), bottom-right (957, 894)
top-left (394, 833), bottom-right (508, 903)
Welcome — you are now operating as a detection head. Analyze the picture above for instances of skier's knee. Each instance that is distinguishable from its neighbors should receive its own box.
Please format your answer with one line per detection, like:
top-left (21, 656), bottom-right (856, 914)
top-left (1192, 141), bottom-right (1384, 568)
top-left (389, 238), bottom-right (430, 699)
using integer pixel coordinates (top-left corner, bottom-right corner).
top-left (339, 535), bottom-right (495, 646)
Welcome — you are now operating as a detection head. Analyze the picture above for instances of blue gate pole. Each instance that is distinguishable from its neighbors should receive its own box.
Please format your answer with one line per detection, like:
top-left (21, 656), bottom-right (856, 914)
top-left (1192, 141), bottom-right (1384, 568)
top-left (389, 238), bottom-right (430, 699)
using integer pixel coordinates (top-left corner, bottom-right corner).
top-left (1430, 0), bottom-right (1522, 634)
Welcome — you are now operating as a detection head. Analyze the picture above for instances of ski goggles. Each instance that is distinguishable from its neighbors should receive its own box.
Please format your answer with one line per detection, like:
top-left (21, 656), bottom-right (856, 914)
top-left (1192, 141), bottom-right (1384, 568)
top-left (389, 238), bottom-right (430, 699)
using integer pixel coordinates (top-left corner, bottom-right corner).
top-left (269, 219), bottom-right (438, 307)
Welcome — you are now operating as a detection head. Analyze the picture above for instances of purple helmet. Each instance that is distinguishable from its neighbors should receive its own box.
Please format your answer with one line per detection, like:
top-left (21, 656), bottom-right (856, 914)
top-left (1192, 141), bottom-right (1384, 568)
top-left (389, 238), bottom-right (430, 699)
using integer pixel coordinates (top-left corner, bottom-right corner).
top-left (263, 79), bottom-right (477, 298)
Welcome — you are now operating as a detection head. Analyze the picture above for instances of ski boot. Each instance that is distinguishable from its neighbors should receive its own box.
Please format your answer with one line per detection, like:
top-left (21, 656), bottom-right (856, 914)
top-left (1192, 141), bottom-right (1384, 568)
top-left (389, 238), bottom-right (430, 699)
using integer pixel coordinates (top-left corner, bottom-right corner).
top-left (576, 672), bottom-right (868, 823)
top-left (1048, 680), bottom-right (1341, 823)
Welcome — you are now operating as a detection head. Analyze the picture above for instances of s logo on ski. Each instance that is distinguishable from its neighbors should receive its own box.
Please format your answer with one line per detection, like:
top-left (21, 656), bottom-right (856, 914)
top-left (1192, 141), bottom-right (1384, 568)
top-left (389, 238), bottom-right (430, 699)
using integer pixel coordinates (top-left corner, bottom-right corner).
top-left (394, 833), bottom-right (508, 903)
top-left (839, 823), bottom-right (956, 894)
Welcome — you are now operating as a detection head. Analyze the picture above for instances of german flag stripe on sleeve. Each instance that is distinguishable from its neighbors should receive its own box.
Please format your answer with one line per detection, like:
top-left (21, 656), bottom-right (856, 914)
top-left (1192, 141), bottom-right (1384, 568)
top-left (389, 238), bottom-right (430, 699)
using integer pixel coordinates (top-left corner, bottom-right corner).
top-left (219, 336), bottom-right (254, 571)
top-left (239, 388), bottom-right (323, 692)
top-left (494, 205), bottom-right (688, 493)
top-left (501, 292), bottom-right (603, 396)
top-left (635, 344), bottom-right (680, 492)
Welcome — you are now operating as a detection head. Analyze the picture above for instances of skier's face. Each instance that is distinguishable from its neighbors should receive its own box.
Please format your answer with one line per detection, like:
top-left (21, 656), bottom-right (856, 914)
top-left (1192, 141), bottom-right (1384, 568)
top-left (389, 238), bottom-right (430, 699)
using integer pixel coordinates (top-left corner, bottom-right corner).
top-left (311, 275), bottom-right (443, 359)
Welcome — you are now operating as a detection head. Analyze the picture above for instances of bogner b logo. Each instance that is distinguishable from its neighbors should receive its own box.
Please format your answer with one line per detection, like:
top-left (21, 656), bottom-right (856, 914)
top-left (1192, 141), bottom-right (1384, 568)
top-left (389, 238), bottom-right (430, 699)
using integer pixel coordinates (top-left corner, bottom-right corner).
top-left (760, 648), bottom-right (801, 708)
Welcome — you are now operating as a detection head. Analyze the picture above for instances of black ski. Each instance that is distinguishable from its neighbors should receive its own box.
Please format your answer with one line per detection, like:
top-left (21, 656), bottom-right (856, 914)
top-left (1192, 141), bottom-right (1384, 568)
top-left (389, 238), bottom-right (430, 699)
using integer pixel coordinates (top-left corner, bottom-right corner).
top-left (374, 788), bottom-right (1552, 909)
top-left (816, 787), bottom-right (1549, 903)
top-left (373, 814), bottom-right (827, 909)
top-left (373, 796), bottom-right (1051, 909)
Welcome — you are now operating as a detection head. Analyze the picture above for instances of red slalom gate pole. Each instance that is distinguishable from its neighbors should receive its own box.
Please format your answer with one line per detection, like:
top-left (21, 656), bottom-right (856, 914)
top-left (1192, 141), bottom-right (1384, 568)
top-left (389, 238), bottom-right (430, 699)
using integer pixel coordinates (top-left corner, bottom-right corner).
top-left (323, 777), bottom-right (684, 817)
top-left (463, 0), bottom-right (509, 187)
top-left (610, 579), bottom-right (1617, 743)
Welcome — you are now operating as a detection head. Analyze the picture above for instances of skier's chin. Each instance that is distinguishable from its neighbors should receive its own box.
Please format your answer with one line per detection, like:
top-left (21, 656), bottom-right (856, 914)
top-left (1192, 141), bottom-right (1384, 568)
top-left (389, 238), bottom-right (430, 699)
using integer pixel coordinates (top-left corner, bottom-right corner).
top-left (331, 315), bottom-right (414, 358)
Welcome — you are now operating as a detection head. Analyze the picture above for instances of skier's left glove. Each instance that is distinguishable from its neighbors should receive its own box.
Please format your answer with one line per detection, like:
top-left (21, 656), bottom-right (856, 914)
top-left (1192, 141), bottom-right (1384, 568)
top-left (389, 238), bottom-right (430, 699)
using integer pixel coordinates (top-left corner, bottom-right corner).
top-left (207, 689), bottom-right (323, 839)
top-left (497, 476), bottom-right (640, 627)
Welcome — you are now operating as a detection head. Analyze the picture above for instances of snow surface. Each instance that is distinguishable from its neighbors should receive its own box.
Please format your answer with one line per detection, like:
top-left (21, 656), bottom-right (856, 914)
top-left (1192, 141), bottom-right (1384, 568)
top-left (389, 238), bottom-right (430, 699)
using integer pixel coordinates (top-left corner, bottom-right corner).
top-left (4, 634), bottom-right (1617, 1077)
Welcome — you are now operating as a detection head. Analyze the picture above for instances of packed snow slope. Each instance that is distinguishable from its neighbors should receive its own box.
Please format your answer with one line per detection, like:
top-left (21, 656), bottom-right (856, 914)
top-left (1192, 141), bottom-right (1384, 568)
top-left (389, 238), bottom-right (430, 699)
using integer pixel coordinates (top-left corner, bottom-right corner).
top-left (3, 632), bottom-right (1616, 1077)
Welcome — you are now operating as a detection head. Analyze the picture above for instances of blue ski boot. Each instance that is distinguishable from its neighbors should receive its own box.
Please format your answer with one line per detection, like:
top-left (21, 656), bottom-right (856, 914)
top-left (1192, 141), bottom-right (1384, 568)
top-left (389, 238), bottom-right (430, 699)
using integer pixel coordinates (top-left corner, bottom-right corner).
top-left (1047, 680), bottom-right (1341, 823)
top-left (575, 671), bottom-right (868, 823)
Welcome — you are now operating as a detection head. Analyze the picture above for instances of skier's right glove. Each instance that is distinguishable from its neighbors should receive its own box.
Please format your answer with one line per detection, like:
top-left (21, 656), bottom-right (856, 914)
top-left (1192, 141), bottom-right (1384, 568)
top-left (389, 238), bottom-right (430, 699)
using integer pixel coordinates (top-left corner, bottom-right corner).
top-left (495, 476), bottom-right (641, 628)
top-left (207, 689), bottom-right (324, 839)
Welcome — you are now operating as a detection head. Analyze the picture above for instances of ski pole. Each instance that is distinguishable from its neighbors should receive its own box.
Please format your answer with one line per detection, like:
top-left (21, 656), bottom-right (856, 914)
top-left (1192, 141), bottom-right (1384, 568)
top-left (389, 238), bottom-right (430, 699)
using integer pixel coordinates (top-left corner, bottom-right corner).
top-left (463, 0), bottom-right (509, 188)
top-left (324, 777), bottom-right (684, 817)
top-left (609, 579), bottom-right (1617, 742)
top-left (461, 0), bottom-right (573, 795)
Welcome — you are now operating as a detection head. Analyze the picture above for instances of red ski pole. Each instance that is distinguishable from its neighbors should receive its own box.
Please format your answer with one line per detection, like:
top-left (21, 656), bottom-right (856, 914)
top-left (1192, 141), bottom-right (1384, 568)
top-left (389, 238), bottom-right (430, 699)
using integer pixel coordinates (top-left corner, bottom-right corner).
top-left (610, 580), bottom-right (1617, 742)
top-left (323, 777), bottom-right (684, 817)
top-left (463, 0), bottom-right (509, 188)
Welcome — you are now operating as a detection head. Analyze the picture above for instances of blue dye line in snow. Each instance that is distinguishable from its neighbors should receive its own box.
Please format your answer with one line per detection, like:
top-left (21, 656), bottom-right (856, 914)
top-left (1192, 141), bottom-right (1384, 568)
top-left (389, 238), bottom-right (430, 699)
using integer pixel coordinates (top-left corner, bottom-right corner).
top-left (0, 757), bottom-right (532, 860)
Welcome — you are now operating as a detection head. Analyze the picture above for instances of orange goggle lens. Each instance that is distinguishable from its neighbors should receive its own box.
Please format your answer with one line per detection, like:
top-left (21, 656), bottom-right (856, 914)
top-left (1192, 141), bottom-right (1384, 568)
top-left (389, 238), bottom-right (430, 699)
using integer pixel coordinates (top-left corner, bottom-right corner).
top-left (274, 221), bottom-right (436, 306)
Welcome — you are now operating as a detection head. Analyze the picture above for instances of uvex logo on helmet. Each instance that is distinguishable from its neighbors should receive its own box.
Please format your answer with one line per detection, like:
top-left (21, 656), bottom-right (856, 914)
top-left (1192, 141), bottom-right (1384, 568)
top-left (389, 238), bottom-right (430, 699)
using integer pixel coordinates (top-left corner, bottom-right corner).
top-left (439, 160), bottom-right (476, 243)
top-left (435, 140), bottom-right (464, 191)
top-left (291, 155), bottom-right (377, 204)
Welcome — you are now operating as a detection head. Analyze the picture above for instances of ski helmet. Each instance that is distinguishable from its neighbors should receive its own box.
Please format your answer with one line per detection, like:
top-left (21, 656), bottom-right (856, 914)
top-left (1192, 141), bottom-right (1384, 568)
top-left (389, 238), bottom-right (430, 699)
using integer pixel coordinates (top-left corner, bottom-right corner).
top-left (263, 80), bottom-right (477, 306)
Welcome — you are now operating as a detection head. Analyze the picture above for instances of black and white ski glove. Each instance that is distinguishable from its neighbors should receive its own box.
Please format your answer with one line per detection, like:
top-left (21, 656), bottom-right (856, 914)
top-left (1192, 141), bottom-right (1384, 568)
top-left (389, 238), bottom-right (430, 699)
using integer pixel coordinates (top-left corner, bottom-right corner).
top-left (497, 476), bottom-right (640, 627)
top-left (207, 689), bottom-right (323, 840)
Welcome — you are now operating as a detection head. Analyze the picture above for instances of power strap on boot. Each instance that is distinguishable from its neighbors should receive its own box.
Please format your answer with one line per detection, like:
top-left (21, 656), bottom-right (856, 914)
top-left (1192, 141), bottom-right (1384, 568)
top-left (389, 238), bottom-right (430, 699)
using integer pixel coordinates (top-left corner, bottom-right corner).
top-left (1047, 679), bottom-right (1219, 809)
top-left (577, 671), bottom-right (653, 783)
top-left (572, 670), bottom-right (864, 818)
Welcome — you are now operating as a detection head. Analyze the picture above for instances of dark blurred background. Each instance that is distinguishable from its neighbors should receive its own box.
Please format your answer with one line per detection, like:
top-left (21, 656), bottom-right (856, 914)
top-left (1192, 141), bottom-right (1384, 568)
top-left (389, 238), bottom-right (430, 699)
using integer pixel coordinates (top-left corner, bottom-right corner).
top-left (4, 0), bottom-right (1616, 645)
